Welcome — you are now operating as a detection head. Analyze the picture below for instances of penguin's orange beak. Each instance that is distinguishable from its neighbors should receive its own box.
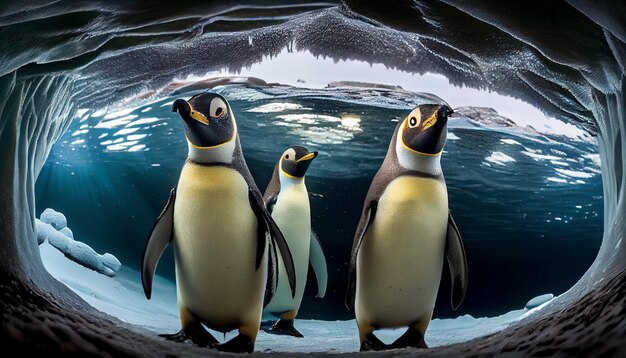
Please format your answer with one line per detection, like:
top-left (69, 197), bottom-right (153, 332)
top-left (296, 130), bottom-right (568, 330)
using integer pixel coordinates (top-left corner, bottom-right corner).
top-left (296, 151), bottom-right (318, 162)
top-left (172, 99), bottom-right (209, 125)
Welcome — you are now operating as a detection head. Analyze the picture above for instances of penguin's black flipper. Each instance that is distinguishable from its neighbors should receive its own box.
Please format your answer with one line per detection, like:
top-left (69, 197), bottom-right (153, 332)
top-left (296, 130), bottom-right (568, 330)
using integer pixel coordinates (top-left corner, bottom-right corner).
top-left (141, 187), bottom-right (176, 299)
top-left (263, 236), bottom-right (279, 307)
top-left (346, 200), bottom-right (378, 310)
top-left (249, 188), bottom-right (297, 298)
top-left (250, 189), bottom-right (269, 271)
top-left (309, 232), bottom-right (328, 298)
top-left (262, 164), bottom-right (280, 215)
top-left (265, 194), bottom-right (278, 214)
top-left (445, 213), bottom-right (468, 309)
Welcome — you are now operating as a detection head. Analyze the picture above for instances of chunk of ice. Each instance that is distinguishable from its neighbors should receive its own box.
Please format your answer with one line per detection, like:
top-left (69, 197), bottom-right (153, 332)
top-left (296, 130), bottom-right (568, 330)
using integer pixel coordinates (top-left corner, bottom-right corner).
top-left (60, 227), bottom-right (73, 238)
top-left (35, 210), bottom-right (122, 277)
top-left (40, 208), bottom-right (67, 230)
top-left (101, 253), bottom-right (122, 272)
top-left (525, 293), bottom-right (554, 309)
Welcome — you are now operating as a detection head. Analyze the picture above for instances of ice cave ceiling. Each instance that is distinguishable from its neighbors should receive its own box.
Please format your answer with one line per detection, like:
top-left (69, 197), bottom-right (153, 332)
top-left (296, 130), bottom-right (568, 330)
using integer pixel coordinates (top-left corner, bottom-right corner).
top-left (0, 0), bottom-right (624, 356)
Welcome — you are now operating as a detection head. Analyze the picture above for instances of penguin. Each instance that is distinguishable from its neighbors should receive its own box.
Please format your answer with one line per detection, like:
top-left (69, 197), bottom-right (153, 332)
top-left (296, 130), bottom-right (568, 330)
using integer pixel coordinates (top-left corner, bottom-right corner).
top-left (262, 146), bottom-right (328, 337)
top-left (345, 104), bottom-right (468, 351)
top-left (141, 92), bottom-right (297, 353)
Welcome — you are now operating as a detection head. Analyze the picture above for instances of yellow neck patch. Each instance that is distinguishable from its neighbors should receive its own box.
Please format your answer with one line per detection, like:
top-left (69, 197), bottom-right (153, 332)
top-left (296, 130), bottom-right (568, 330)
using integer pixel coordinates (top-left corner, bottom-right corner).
top-left (186, 133), bottom-right (235, 149)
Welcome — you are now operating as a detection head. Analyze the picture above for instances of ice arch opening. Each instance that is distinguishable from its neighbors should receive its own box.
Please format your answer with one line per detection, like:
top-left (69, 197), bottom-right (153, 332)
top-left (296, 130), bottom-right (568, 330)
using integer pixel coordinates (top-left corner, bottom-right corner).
top-left (0, 1), bottom-right (624, 355)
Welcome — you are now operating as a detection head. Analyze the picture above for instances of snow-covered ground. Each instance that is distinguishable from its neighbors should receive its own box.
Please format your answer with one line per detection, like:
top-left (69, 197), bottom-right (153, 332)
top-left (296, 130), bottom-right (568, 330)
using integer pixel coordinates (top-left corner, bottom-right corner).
top-left (40, 241), bottom-right (554, 352)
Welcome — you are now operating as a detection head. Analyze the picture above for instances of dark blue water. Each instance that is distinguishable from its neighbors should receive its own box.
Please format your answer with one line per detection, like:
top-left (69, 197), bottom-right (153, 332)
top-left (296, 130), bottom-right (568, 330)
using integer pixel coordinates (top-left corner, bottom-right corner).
top-left (35, 83), bottom-right (603, 320)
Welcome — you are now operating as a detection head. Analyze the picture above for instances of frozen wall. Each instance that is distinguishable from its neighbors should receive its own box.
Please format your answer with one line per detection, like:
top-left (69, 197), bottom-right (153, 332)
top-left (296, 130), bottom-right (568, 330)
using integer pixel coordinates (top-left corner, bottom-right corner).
top-left (0, 0), bottom-right (624, 355)
top-left (0, 72), bottom-right (77, 290)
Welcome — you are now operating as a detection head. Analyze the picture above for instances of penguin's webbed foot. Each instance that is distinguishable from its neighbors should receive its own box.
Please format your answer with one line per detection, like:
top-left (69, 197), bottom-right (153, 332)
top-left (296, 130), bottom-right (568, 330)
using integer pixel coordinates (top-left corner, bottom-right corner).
top-left (215, 334), bottom-right (254, 353)
top-left (360, 332), bottom-right (388, 351)
top-left (262, 319), bottom-right (304, 338)
top-left (389, 327), bottom-right (428, 349)
top-left (159, 330), bottom-right (189, 343)
top-left (159, 322), bottom-right (218, 348)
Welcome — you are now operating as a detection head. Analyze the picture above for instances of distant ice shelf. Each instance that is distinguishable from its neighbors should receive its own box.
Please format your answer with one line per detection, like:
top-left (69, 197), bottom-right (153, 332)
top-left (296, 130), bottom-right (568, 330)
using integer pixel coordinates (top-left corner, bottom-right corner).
top-left (39, 241), bottom-right (555, 353)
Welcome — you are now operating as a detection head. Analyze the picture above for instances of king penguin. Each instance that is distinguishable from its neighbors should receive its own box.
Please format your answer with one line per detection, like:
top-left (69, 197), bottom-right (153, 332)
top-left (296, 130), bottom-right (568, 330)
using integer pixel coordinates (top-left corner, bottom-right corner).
top-left (262, 146), bottom-right (328, 337)
top-left (141, 92), bottom-right (297, 353)
top-left (345, 104), bottom-right (468, 351)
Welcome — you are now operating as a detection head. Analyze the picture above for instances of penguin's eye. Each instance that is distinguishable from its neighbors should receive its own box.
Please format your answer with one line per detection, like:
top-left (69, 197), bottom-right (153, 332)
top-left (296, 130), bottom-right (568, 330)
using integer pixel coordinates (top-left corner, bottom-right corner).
top-left (283, 149), bottom-right (296, 161)
top-left (406, 107), bottom-right (421, 128)
top-left (209, 97), bottom-right (228, 118)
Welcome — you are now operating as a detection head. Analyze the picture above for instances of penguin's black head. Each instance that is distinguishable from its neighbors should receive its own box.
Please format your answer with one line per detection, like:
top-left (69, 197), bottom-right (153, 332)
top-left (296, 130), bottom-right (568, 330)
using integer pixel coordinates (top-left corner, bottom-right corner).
top-left (172, 92), bottom-right (235, 148)
top-left (400, 104), bottom-right (453, 155)
top-left (280, 146), bottom-right (318, 178)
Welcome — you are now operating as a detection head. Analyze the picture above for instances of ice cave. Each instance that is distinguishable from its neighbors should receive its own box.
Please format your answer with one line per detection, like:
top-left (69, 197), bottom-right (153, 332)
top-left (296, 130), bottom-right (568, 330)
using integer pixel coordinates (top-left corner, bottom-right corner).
top-left (0, 1), bottom-right (624, 356)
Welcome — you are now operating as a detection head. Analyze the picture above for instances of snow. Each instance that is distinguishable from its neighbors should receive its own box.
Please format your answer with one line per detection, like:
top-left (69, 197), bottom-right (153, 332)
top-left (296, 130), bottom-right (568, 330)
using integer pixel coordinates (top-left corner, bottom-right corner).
top-left (38, 241), bottom-right (555, 353)
top-left (40, 208), bottom-right (67, 230)
top-left (60, 227), bottom-right (74, 238)
top-left (41, 241), bottom-right (178, 331)
top-left (525, 293), bottom-right (554, 309)
top-left (36, 208), bottom-right (122, 277)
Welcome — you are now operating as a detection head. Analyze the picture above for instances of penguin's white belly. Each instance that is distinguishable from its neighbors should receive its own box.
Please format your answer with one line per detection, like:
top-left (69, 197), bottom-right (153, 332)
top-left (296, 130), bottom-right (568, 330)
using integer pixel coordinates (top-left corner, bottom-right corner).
top-left (264, 185), bottom-right (311, 313)
top-left (173, 163), bottom-right (266, 331)
top-left (356, 175), bottom-right (448, 328)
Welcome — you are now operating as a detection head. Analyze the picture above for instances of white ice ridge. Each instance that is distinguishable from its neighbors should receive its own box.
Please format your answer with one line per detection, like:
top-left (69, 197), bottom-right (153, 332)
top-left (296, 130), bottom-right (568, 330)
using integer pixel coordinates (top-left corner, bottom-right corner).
top-left (36, 208), bottom-right (121, 276)
top-left (39, 240), bottom-right (555, 353)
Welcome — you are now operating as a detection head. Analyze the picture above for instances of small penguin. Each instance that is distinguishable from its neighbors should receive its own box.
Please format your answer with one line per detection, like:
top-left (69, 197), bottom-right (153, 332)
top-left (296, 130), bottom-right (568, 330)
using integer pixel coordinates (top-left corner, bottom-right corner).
top-left (262, 146), bottom-right (327, 337)
top-left (345, 104), bottom-right (468, 351)
top-left (141, 92), bottom-right (297, 353)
